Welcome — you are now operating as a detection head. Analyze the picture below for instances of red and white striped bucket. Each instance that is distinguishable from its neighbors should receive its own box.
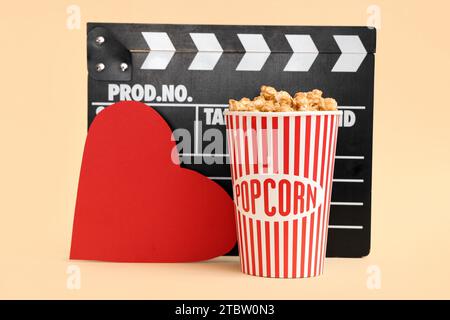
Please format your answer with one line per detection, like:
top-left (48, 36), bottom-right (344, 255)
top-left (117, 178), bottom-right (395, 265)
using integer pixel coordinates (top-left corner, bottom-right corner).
top-left (224, 110), bottom-right (342, 278)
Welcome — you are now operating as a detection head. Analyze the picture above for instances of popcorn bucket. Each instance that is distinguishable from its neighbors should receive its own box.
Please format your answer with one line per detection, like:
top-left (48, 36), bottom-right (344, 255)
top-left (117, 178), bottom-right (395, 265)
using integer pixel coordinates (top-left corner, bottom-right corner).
top-left (224, 110), bottom-right (342, 278)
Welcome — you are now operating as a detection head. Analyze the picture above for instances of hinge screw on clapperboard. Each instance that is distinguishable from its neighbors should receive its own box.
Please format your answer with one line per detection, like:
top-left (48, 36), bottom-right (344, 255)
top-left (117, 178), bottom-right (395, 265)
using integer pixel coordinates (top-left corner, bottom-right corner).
top-left (96, 63), bottom-right (105, 72)
top-left (95, 36), bottom-right (105, 45)
top-left (120, 63), bottom-right (128, 72)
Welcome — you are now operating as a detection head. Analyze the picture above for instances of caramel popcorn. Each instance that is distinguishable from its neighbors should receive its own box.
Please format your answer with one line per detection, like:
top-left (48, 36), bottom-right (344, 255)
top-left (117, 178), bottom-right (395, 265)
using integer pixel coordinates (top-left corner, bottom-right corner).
top-left (229, 97), bottom-right (257, 111)
top-left (252, 95), bottom-right (266, 109)
top-left (260, 100), bottom-right (276, 112)
top-left (293, 92), bottom-right (309, 111)
top-left (275, 90), bottom-right (293, 107)
top-left (274, 103), bottom-right (294, 112)
top-left (228, 86), bottom-right (338, 112)
top-left (260, 85), bottom-right (277, 101)
top-left (323, 97), bottom-right (338, 111)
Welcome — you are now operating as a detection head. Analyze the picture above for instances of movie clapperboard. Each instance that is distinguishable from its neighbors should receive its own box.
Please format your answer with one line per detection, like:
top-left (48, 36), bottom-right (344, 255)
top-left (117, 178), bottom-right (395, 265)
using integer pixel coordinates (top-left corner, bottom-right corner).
top-left (87, 23), bottom-right (376, 257)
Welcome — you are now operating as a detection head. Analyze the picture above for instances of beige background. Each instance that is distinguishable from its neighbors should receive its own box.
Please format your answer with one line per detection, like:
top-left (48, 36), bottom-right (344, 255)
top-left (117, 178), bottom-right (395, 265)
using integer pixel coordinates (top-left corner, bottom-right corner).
top-left (1, 0), bottom-right (450, 299)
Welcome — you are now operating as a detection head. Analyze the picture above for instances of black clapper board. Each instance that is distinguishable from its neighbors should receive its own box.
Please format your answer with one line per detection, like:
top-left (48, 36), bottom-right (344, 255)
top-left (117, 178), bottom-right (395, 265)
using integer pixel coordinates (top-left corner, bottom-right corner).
top-left (87, 23), bottom-right (376, 257)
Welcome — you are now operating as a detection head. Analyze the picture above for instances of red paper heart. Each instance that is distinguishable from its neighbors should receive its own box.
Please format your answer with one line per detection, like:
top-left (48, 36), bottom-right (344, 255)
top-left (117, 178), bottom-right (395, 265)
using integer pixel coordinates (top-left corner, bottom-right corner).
top-left (70, 101), bottom-right (236, 262)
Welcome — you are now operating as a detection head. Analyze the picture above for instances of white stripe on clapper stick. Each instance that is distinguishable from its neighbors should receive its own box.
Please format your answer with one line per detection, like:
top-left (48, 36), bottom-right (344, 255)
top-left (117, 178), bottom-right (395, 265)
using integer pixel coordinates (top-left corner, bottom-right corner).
top-left (332, 35), bottom-right (367, 72)
top-left (188, 33), bottom-right (223, 70)
top-left (236, 34), bottom-right (271, 71)
top-left (141, 32), bottom-right (176, 70)
top-left (283, 35), bottom-right (319, 72)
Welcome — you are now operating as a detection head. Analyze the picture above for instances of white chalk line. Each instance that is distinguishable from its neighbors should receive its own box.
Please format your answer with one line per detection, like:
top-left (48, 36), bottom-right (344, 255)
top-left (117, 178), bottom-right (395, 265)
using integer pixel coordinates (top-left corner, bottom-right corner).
top-left (91, 102), bottom-right (365, 110)
top-left (328, 225), bottom-right (363, 230)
